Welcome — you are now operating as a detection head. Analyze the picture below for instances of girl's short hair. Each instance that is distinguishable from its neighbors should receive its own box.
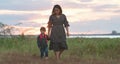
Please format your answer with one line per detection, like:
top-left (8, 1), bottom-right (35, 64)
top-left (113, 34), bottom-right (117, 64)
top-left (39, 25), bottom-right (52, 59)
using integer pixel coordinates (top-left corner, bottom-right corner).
top-left (40, 27), bottom-right (46, 31)
top-left (52, 4), bottom-right (62, 15)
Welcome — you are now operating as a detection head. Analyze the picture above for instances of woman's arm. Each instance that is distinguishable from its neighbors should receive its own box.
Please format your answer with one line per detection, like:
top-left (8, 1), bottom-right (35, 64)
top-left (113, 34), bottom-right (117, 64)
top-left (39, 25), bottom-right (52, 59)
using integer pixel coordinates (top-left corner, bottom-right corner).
top-left (48, 15), bottom-right (52, 37)
top-left (63, 14), bottom-right (70, 36)
top-left (65, 26), bottom-right (69, 36)
top-left (48, 27), bottom-right (51, 38)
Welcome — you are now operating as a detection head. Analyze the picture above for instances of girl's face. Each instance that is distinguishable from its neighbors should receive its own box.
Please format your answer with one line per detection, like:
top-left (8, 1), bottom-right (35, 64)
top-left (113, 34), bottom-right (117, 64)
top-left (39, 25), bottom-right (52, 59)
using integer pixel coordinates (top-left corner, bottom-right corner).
top-left (54, 8), bottom-right (60, 15)
top-left (41, 30), bottom-right (45, 34)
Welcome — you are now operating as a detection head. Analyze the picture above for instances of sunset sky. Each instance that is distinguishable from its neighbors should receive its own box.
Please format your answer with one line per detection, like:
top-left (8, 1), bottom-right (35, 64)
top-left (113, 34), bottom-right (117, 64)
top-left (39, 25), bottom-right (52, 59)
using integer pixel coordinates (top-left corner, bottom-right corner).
top-left (0, 0), bottom-right (120, 35)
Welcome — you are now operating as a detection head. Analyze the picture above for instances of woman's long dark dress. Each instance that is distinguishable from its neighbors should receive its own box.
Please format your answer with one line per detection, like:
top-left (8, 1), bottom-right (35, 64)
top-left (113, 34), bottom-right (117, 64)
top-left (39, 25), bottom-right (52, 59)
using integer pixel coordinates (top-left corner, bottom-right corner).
top-left (48, 14), bottom-right (69, 51)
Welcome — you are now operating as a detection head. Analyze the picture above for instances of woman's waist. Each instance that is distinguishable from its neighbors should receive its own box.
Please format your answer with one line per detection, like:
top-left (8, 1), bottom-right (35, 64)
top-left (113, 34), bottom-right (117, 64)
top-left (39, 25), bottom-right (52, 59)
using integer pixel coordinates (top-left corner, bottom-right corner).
top-left (52, 24), bottom-right (64, 27)
top-left (53, 23), bottom-right (63, 25)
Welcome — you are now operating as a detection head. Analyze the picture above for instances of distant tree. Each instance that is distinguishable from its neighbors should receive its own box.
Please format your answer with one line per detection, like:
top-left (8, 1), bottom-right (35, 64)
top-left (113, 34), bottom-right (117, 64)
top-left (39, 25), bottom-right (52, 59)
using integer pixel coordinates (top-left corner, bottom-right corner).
top-left (0, 22), bottom-right (34, 38)
top-left (112, 30), bottom-right (117, 35)
top-left (0, 22), bottom-right (14, 37)
top-left (0, 22), bottom-right (22, 38)
top-left (0, 22), bottom-right (5, 36)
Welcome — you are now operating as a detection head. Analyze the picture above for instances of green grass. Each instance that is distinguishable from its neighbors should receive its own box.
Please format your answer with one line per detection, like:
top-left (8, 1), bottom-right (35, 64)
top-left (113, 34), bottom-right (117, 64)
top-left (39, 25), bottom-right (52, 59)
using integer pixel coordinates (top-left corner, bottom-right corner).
top-left (0, 37), bottom-right (120, 60)
top-left (66, 38), bottom-right (120, 59)
top-left (0, 37), bottom-right (39, 54)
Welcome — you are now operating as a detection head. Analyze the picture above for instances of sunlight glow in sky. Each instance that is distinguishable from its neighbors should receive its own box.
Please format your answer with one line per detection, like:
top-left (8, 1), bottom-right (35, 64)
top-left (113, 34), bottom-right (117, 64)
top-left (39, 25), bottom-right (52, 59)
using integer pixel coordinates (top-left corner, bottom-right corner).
top-left (0, 0), bottom-right (120, 35)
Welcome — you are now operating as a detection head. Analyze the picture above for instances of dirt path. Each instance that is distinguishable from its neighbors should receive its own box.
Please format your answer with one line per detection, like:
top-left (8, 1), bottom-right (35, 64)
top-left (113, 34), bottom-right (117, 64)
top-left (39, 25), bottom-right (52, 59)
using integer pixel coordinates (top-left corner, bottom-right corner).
top-left (0, 52), bottom-right (120, 64)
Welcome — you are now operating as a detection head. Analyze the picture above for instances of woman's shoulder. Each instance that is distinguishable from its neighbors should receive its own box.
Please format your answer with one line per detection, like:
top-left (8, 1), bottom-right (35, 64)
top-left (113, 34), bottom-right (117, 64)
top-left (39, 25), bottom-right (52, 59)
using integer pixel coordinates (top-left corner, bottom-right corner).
top-left (49, 15), bottom-right (55, 18)
top-left (50, 14), bottom-right (66, 17)
top-left (61, 14), bottom-right (65, 16)
top-left (61, 14), bottom-right (66, 17)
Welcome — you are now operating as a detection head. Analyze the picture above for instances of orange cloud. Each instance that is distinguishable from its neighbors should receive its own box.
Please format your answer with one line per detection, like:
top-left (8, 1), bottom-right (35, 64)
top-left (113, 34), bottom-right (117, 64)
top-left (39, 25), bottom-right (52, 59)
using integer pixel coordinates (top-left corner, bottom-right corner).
top-left (11, 23), bottom-right (48, 35)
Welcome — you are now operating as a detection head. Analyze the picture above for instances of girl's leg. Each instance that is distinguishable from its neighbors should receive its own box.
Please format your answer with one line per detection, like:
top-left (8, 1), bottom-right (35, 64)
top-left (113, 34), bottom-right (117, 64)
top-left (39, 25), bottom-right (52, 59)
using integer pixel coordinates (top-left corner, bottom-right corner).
top-left (40, 48), bottom-right (44, 58)
top-left (45, 47), bottom-right (48, 59)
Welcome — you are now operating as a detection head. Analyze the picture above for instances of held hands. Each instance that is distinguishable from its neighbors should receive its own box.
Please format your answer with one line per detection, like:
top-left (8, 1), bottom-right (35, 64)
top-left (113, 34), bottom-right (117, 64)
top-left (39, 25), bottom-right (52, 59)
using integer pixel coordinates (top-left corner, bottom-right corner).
top-left (48, 33), bottom-right (51, 38)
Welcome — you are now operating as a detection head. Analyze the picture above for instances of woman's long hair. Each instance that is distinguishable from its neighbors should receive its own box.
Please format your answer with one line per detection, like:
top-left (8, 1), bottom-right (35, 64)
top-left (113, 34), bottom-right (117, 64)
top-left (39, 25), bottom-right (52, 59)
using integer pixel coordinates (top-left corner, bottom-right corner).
top-left (52, 4), bottom-right (62, 15)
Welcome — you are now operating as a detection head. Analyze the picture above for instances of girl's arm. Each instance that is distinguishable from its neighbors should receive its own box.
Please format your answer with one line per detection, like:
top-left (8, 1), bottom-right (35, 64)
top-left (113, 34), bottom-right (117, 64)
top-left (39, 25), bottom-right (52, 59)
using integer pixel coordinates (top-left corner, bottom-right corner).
top-left (37, 36), bottom-right (41, 48)
top-left (65, 26), bottom-right (69, 36)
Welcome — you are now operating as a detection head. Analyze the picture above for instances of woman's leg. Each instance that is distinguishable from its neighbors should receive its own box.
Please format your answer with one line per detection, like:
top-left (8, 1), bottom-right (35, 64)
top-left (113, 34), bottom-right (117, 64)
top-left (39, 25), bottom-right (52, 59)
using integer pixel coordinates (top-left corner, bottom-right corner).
top-left (54, 50), bottom-right (64, 60)
top-left (59, 49), bottom-right (64, 59)
top-left (54, 51), bottom-right (60, 60)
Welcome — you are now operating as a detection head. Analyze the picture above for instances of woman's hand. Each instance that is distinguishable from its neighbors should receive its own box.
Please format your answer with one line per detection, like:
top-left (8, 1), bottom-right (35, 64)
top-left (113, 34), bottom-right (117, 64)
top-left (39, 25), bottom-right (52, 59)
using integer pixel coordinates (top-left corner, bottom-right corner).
top-left (67, 32), bottom-right (69, 37)
top-left (66, 27), bottom-right (69, 37)
top-left (48, 27), bottom-right (51, 38)
top-left (48, 33), bottom-right (51, 38)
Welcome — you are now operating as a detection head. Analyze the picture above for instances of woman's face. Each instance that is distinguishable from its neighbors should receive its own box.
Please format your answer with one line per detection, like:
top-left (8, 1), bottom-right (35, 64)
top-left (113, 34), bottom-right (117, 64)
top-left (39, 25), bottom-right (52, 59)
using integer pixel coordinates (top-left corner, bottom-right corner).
top-left (54, 8), bottom-right (60, 15)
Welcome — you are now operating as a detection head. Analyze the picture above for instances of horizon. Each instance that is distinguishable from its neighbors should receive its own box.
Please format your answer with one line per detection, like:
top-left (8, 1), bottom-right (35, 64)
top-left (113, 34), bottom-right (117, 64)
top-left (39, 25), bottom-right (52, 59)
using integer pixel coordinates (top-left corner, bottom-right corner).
top-left (0, 0), bottom-right (120, 35)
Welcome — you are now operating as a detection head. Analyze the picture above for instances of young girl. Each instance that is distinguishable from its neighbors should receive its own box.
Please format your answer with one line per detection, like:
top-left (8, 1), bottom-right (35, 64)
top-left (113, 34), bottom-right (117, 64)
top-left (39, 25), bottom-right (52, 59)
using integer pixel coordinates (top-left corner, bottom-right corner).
top-left (37, 27), bottom-right (49, 59)
top-left (48, 4), bottom-right (70, 60)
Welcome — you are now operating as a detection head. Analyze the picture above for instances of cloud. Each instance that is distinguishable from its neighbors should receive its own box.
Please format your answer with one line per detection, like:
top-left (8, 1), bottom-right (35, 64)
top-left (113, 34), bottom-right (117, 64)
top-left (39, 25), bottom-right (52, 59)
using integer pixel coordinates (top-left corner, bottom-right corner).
top-left (49, 0), bottom-right (120, 23)
top-left (51, 0), bottom-right (120, 12)
top-left (0, 14), bottom-right (39, 25)
top-left (0, 0), bottom-right (52, 10)
top-left (11, 26), bottom-right (38, 35)
top-left (0, 0), bottom-right (120, 34)
top-left (70, 16), bottom-right (120, 34)
top-left (0, 10), bottom-right (40, 16)
top-left (11, 24), bottom-right (48, 35)
top-left (0, 9), bottom-right (51, 26)
top-left (93, 4), bottom-right (120, 12)
top-left (81, 0), bottom-right (93, 2)
top-left (1, 0), bottom-right (120, 23)
top-left (114, 10), bottom-right (120, 13)
top-left (64, 8), bottom-right (120, 23)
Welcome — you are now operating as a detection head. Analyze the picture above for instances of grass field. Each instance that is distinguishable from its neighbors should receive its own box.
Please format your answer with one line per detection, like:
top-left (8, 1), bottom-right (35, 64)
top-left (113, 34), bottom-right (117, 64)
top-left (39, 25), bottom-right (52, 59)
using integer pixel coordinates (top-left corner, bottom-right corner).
top-left (0, 37), bottom-right (120, 64)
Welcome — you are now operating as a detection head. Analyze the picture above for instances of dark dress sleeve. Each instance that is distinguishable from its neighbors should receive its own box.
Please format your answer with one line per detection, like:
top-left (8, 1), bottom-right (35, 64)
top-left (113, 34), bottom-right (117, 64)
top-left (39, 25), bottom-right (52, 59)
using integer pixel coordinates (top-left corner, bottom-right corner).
top-left (64, 14), bottom-right (70, 27)
top-left (47, 15), bottom-right (53, 28)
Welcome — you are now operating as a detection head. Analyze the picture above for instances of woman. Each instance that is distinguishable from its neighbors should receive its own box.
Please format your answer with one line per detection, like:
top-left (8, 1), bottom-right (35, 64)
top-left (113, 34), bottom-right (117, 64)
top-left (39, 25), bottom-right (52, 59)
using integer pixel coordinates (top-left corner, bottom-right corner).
top-left (48, 4), bottom-right (70, 60)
